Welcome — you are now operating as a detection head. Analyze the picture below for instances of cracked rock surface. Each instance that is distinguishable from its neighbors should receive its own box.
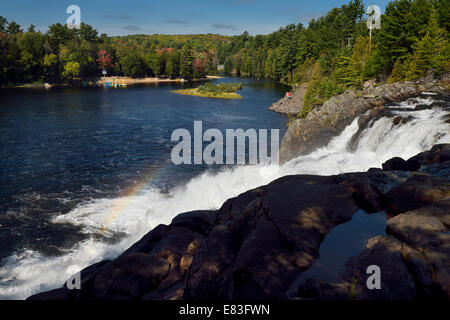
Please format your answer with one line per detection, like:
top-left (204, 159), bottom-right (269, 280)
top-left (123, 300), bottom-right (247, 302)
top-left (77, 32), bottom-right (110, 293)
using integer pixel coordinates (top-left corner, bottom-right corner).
top-left (28, 144), bottom-right (450, 300)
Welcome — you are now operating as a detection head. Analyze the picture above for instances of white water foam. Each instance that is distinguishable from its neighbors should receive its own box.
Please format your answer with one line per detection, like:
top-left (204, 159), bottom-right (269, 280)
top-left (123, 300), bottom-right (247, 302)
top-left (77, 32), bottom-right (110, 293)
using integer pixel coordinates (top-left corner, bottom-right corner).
top-left (0, 97), bottom-right (448, 299)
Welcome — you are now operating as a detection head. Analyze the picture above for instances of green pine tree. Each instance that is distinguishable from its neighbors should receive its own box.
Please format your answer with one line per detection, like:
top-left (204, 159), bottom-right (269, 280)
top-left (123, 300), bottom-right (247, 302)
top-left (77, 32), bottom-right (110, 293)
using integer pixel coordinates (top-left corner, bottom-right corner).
top-left (179, 43), bottom-right (194, 79)
top-left (387, 55), bottom-right (412, 83)
top-left (378, 0), bottom-right (414, 66)
top-left (407, 8), bottom-right (449, 79)
top-left (301, 60), bottom-right (322, 117)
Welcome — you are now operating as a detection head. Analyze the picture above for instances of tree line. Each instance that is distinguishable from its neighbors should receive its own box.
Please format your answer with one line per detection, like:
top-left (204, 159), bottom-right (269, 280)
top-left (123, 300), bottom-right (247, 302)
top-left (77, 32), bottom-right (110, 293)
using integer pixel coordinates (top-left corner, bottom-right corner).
top-left (1, 0), bottom-right (448, 105)
top-left (217, 0), bottom-right (449, 114)
top-left (0, 20), bottom-right (224, 85)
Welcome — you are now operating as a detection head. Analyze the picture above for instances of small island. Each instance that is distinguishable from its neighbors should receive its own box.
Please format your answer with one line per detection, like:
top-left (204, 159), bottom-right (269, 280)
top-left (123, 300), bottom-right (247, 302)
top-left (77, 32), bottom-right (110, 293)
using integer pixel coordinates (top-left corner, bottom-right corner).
top-left (173, 83), bottom-right (243, 99)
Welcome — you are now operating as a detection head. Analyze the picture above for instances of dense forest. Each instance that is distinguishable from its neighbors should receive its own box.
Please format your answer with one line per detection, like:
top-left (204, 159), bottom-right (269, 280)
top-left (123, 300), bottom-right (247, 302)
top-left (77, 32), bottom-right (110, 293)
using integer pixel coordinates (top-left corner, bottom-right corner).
top-left (0, 19), bottom-right (225, 84)
top-left (217, 0), bottom-right (449, 113)
top-left (1, 0), bottom-right (449, 112)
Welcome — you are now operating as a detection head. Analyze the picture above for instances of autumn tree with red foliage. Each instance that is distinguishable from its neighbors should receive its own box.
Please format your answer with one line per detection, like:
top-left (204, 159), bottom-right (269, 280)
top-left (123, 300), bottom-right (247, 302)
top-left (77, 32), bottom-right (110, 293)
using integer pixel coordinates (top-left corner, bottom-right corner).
top-left (96, 49), bottom-right (114, 71)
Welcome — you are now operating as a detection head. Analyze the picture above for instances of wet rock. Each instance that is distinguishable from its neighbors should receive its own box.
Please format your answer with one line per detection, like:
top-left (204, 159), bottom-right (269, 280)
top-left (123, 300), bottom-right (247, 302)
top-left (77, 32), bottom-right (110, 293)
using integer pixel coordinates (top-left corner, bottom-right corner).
top-left (341, 236), bottom-right (417, 300)
top-left (90, 253), bottom-right (170, 299)
top-left (392, 115), bottom-right (414, 126)
top-left (297, 199), bottom-right (450, 299)
top-left (184, 224), bottom-right (239, 300)
top-left (335, 173), bottom-right (385, 213)
top-left (27, 287), bottom-right (75, 300)
top-left (365, 169), bottom-right (411, 193)
top-left (382, 157), bottom-right (421, 171)
top-left (297, 236), bottom-right (418, 300)
top-left (421, 246), bottom-right (450, 297)
top-left (187, 174), bottom-right (362, 299)
top-left (279, 119), bottom-right (337, 163)
top-left (444, 114), bottom-right (450, 124)
top-left (385, 174), bottom-right (450, 215)
top-left (409, 144), bottom-right (450, 165)
top-left (386, 200), bottom-right (450, 248)
top-left (407, 98), bottom-right (419, 105)
top-left (430, 101), bottom-right (448, 109)
top-left (348, 106), bottom-right (392, 151)
top-left (386, 199), bottom-right (450, 298)
top-left (415, 104), bottom-right (433, 111)
top-left (297, 279), bottom-right (350, 300)
top-left (120, 224), bottom-right (169, 256)
top-left (382, 157), bottom-right (407, 171)
top-left (28, 145), bottom-right (450, 301)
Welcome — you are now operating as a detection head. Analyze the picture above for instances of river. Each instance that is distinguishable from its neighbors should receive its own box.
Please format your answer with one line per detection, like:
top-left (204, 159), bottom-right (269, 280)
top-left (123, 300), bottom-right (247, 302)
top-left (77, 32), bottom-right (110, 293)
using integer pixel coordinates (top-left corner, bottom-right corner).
top-left (0, 77), bottom-right (289, 298)
top-left (0, 78), bottom-right (448, 299)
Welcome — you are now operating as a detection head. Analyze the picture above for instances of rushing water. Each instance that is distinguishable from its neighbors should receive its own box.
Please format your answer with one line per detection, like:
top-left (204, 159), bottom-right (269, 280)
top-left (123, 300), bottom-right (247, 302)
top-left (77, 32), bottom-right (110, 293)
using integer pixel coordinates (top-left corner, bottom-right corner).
top-left (0, 79), bottom-right (448, 299)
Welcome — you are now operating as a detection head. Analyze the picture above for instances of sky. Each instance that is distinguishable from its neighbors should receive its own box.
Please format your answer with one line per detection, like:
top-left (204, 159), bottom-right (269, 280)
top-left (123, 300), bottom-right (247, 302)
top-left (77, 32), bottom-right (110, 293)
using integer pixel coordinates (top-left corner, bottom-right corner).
top-left (0, 0), bottom-right (392, 36)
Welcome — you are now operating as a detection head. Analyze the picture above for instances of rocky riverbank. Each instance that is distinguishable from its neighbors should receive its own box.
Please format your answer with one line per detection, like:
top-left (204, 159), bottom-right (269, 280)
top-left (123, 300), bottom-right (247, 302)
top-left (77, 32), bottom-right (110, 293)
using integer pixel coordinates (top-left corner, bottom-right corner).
top-left (269, 83), bottom-right (307, 115)
top-left (278, 80), bottom-right (450, 163)
top-left (28, 144), bottom-right (450, 300)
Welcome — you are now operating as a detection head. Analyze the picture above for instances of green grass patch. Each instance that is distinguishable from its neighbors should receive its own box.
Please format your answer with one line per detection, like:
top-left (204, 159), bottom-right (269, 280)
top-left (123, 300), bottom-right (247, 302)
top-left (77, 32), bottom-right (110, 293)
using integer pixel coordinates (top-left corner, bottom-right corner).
top-left (172, 83), bottom-right (243, 99)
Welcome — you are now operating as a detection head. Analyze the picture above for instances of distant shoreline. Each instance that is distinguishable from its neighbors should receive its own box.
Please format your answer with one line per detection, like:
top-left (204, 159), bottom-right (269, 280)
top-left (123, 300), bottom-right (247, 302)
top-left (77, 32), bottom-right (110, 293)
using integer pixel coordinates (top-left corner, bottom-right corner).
top-left (98, 75), bottom-right (221, 86)
top-left (3, 75), bottom-right (222, 89)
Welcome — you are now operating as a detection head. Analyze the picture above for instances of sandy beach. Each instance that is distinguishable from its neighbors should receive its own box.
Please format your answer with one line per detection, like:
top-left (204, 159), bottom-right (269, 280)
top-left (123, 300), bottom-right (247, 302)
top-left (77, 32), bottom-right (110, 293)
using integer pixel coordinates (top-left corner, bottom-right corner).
top-left (98, 75), bottom-right (221, 85)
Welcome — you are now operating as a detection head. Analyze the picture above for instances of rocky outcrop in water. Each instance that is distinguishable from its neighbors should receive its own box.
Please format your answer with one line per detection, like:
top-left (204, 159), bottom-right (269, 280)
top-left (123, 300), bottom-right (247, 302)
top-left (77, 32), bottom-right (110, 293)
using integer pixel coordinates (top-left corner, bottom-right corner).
top-left (269, 84), bottom-right (307, 115)
top-left (28, 144), bottom-right (450, 300)
top-left (279, 81), bottom-right (450, 164)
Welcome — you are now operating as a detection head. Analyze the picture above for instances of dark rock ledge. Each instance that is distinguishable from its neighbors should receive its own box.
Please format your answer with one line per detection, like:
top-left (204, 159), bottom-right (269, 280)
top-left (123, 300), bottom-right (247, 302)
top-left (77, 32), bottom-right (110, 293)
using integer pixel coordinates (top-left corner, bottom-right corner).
top-left (28, 144), bottom-right (450, 300)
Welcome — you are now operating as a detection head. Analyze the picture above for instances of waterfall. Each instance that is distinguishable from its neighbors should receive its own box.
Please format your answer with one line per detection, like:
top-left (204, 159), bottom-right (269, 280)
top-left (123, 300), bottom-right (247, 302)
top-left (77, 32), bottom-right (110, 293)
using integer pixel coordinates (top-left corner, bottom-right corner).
top-left (0, 94), bottom-right (448, 299)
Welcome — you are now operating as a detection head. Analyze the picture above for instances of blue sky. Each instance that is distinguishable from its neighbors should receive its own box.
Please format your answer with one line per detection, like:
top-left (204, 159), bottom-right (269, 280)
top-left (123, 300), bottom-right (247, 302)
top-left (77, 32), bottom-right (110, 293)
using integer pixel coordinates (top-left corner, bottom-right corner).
top-left (1, 0), bottom-right (391, 36)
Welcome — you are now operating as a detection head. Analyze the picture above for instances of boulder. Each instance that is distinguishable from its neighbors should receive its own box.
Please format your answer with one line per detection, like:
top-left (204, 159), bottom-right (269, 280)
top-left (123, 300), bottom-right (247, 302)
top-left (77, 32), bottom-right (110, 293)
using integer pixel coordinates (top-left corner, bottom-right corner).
top-left (385, 174), bottom-right (450, 215)
top-left (392, 115), bottom-right (414, 126)
top-left (408, 144), bottom-right (450, 165)
top-left (279, 119), bottom-right (337, 163)
top-left (184, 224), bottom-right (239, 300)
top-left (335, 173), bottom-right (385, 213)
top-left (386, 200), bottom-right (450, 248)
top-left (341, 236), bottom-right (417, 300)
top-left (90, 253), bottom-right (170, 299)
top-left (306, 91), bottom-right (374, 132)
top-left (363, 83), bottom-right (421, 103)
top-left (382, 157), bottom-right (421, 171)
